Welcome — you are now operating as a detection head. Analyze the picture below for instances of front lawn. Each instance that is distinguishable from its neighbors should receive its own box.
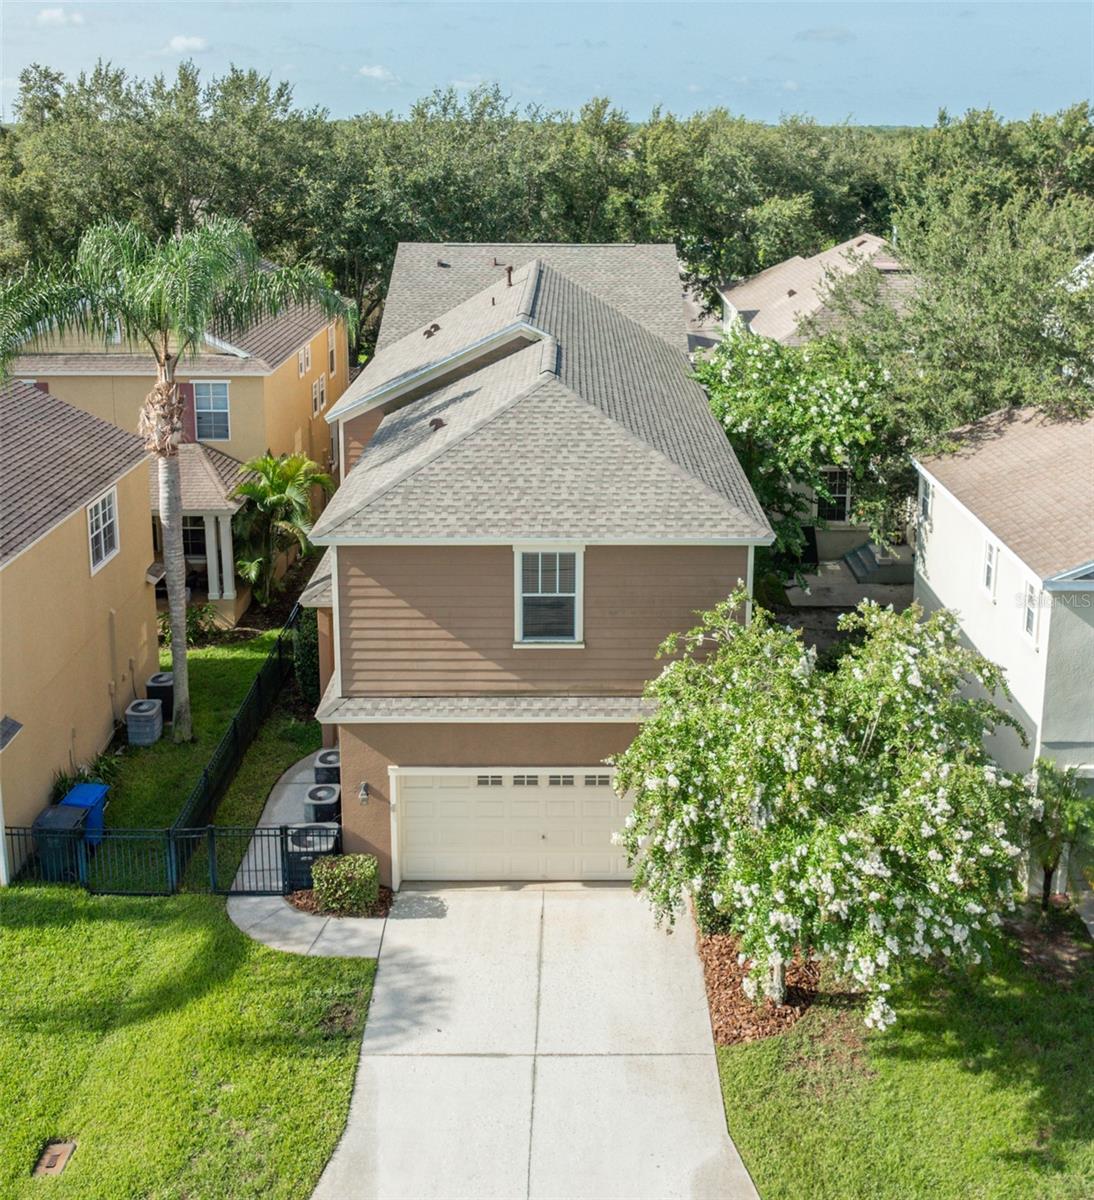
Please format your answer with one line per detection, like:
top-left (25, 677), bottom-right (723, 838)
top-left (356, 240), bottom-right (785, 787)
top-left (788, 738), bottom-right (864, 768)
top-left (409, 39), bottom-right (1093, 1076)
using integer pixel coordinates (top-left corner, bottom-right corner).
top-left (718, 913), bottom-right (1094, 1200)
top-left (0, 886), bottom-right (373, 1199)
top-left (105, 630), bottom-right (280, 827)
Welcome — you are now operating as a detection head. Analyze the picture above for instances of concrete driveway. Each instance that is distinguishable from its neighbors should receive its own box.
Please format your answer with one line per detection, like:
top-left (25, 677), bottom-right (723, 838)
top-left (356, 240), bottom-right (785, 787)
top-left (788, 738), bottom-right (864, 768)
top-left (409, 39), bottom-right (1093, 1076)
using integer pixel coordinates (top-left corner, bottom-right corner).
top-left (313, 883), bottom-right (757, 1200)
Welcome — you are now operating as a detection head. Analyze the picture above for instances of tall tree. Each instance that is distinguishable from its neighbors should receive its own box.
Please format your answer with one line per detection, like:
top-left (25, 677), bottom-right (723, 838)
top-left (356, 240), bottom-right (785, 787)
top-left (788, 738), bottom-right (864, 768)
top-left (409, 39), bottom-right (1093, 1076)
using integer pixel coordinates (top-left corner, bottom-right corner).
top-left (0, 218), bottom-right (351, 740)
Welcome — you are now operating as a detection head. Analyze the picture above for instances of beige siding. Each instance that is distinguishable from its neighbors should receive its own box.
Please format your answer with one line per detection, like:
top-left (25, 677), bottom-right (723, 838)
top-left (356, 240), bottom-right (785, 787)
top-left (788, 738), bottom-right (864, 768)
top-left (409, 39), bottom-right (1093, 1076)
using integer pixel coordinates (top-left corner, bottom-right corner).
top-left (0, 464), bottom-right (159, 834)
top-left (338, 722), bottom-right (636, 883)
top-left (337, 544), bottom-right (748, 696)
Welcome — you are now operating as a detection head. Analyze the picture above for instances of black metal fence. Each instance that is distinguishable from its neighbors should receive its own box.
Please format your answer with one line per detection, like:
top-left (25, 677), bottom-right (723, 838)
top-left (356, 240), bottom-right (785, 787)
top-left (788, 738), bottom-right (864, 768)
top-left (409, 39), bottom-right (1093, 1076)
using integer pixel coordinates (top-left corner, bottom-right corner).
top-left (2, 823), bottom-right (340, 897)
top-left (3, 605), bottom-right (318, 897)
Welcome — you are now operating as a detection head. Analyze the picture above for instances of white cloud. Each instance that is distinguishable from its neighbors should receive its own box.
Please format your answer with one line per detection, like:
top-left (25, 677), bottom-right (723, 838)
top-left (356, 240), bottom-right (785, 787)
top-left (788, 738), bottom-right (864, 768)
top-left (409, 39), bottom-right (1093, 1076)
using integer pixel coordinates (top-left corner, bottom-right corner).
top-left (783, 80), bottom-right (801, 92)
top-left (451, 73), bottom-right (487, 90)
top-left (686, 83), bottom-right (704, 94)
top-left (164, 34), bottom-right (209, 54)
top-left (37, 7), bottom-right (84, 26)
top-left (358, 64), bottom-right (398, 84)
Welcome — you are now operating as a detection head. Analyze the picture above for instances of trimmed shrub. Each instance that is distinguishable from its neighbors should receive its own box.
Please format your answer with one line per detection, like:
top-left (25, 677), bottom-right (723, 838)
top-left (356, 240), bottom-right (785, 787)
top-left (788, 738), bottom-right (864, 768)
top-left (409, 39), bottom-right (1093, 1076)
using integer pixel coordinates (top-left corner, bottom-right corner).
top-left (293, 606), bottom-right (321, 707)
top-left (312, 853), bottom-right (379, 914)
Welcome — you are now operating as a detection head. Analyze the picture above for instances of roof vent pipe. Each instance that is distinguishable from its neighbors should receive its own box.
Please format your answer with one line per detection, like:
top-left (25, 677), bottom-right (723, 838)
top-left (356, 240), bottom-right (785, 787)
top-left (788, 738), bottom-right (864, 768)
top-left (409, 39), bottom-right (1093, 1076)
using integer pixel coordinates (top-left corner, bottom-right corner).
top-left (506, 265), bottom-right (513, 287)
top-left (429, 417), bottom-right (446, 432)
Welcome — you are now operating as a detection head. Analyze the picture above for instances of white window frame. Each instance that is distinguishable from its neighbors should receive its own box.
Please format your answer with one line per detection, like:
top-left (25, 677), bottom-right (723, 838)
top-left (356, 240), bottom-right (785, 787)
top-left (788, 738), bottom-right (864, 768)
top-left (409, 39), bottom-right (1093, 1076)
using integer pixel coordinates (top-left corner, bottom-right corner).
top-left (327, 323), bottom-right (337, 375)
top-left (1022, 581), bottom-right (1040, 643)
top-left (319, 372), bottom-right (327, 410)
top-left (982, 540), bottom-right (999, 599)
top-left (87, 486), bottom-right (119, 574)
top-left (304, 343), bottom-right (312, 372)
top-left (193, 380), bottom-right (230, 441)
top-left (311, 379), bottom-right (321, 417)
top-left (919, 477), bottom-right (932, 521)
top-left (513, 544), bottom-right (584, 647)
top-left (816, 466), bottom-right (852, 524)
top-left (297, 348), bottom-right (306, 378)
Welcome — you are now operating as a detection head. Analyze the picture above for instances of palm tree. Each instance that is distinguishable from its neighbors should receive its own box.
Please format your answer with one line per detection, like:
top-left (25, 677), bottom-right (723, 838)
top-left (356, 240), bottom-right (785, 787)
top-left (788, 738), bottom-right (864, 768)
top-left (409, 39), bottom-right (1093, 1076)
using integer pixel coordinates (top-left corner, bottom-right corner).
top-left (233, 453), bottom-right (334, 607)
top-left (0, 219), bottom-right (353, 741)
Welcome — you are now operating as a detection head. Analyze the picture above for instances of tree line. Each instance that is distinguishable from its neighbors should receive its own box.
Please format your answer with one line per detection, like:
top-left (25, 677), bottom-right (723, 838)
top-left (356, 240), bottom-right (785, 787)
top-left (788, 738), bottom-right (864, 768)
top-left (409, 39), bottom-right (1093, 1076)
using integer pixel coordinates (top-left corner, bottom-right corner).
top-left (3, 61), bottom-right (1090, 356)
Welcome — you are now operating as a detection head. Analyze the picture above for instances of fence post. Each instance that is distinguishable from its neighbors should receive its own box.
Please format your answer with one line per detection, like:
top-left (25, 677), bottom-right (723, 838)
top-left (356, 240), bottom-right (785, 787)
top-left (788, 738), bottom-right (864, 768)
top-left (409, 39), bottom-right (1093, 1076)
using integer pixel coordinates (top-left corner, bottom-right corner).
top-left (207, 826), bottom-right (218, 893)
top-left (279, 824), bottom-right (290, 895)
top-left (166, 829), bottom-right (179, 893)
top-left (75, 833), bottom-right (89, 888)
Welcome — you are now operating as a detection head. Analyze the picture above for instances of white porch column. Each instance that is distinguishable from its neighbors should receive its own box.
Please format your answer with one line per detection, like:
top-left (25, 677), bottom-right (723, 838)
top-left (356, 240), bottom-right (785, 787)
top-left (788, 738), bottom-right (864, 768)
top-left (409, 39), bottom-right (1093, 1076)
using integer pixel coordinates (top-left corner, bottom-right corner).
top-left (204, 514), bottom-right (221, 599)
top-left (218, 514), bottom-right (236, 600)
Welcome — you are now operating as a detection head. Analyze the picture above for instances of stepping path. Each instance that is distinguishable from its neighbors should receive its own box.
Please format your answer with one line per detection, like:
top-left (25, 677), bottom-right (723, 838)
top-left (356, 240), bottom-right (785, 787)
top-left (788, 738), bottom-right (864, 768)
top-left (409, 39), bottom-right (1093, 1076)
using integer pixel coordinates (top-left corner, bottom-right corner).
top-left (227, 893), bottom-right (386, 957)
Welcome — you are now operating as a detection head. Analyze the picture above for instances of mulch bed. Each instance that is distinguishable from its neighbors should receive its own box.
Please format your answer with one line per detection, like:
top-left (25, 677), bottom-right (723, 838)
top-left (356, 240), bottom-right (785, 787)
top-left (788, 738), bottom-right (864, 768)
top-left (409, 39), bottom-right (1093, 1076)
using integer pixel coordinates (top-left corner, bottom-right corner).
top-left (287, 885), bottom-right (394, 920)
top-left (1005, 900), bottom-right (1093, 986)
top-left (698, 930), bottom-right (822, 1045)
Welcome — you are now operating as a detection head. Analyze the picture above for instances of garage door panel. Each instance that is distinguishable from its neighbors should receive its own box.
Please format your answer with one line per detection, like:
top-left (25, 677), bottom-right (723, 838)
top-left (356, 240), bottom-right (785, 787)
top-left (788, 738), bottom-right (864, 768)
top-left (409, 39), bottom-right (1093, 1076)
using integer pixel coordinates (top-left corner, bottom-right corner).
top-left (399, 770), bottom-right (633, 882)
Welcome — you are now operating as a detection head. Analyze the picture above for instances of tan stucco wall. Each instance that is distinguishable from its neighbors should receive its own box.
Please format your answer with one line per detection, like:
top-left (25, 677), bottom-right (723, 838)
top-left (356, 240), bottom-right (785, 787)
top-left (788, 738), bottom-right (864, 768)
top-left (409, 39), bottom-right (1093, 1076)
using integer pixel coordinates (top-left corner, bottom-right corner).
top-left (337, 722), bottom-right (637, 884)
top-left (26, 372), bottom-right (268, 465)
top-left (317, 608), bottom-right (336, 748)
top-left (0, 463), bottom-right (159, 833)
top-left (337, 544), bottom-right (749, 696)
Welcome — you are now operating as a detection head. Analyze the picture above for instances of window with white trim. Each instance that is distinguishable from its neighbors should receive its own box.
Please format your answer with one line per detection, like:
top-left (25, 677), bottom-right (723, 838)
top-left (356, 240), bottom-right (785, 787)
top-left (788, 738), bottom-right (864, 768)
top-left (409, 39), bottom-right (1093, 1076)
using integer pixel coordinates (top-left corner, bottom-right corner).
top-left (919, 477), bottom-right (932, 521)
top-left (327, 324), bottom-right (337, 375)
top-left (816, 467), bottom-right (851, 523)
top-left (517, 549), bottom-right (582, 642)
top-left (1023, 583), bottom-right (1039, 640)
top-left (194, 381), bottom-right (230, 440)
top-left (982, 541), bottom-right (998, 596)
top-left (304, 343), bottom-right (312, 372)
top-left (584, 774), bottom-right (612, 787)
top-left (88, 488), bottom-right (118, 571)
top-left (319, 372), bottom-right (327, 410)
top-left (182, 516), bottom-right (207, 558)
top-left (297, 348), bottom-right (306, 377)
top-left (311, 379), bottom-right (320, 417)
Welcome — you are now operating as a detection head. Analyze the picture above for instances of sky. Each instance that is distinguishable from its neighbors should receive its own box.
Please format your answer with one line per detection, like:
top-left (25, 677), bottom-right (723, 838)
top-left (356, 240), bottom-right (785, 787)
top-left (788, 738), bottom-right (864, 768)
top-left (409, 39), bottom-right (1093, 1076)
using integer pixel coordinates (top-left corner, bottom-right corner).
top-left (2, 1), bottom-right (1092, 125)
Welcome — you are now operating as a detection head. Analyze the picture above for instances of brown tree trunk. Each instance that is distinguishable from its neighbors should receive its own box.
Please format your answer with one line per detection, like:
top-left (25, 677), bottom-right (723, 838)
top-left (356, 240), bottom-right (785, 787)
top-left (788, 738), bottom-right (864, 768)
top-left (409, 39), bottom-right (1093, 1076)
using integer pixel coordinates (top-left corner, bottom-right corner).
top-left (1041, 862), bottom-right (1057, 911)
top-left (139, 360), bottom-right (192, 742)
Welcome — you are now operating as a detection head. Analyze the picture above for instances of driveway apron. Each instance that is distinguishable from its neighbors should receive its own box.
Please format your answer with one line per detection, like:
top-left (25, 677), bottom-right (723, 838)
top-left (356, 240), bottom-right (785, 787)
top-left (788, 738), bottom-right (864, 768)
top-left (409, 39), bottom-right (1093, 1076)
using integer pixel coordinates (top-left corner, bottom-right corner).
top-left (313, 883), bottom-right (758, 1200)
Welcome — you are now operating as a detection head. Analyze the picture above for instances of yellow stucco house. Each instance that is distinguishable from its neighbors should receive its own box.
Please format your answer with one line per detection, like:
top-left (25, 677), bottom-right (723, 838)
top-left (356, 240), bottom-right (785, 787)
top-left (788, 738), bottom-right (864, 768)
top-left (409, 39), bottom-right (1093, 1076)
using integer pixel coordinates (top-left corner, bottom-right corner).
top-left (0, 379), bottom-right (160, 883)
top-left (12, 305), bottom-right (351, 624)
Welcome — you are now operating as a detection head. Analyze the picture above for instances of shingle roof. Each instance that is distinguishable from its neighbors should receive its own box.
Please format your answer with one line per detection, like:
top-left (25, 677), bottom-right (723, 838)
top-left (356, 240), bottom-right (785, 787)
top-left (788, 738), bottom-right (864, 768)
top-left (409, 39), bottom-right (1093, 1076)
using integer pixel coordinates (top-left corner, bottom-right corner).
top-left (0, 379), bottom-right (148, 565)
top-left (919, 407), bottom-right (1094, 579)
top-left (215, 302), bottom-right (333, 370)
top-left (378, 242), bottom-right (687, 352)
top-left (147, 442), bottom-right (248, 515)
top-left (719, 234), bottom-right (904, 345)
top-left (299, 547), bottom-right (333, 607)
top-left (316, 684), bottom-right (655, 724)
top-left (313, 258), bottom-right (771, 544)
top-left (12, 352), bottom-right (269, 377)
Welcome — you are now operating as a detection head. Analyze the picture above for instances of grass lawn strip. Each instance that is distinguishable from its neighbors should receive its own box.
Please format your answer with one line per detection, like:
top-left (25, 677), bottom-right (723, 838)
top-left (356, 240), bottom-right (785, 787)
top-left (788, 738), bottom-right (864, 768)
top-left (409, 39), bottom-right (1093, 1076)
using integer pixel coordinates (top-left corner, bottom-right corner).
top-left (105, 630), bottom-right (280, 829)
top-left (716, 913), bottom-right (1094, 1200)
top-left (0, 886), bottom-right (373, 1200)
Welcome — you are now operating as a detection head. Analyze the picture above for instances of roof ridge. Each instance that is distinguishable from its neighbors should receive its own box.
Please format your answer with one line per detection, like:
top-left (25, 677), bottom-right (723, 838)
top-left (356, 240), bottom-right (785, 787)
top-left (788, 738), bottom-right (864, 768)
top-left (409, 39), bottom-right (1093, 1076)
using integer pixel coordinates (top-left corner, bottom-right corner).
top-left (516, 259), bottom-right (541, 321)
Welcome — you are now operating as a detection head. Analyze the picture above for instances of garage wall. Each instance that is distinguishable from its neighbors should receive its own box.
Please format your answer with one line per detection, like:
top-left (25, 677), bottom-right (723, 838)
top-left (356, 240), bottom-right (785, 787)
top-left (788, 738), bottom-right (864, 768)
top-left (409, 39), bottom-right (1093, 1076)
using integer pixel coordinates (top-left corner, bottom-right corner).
top-left (337, 721), bottom-right (637, 884)
top-left (337, 543), bottom-right (748, 696)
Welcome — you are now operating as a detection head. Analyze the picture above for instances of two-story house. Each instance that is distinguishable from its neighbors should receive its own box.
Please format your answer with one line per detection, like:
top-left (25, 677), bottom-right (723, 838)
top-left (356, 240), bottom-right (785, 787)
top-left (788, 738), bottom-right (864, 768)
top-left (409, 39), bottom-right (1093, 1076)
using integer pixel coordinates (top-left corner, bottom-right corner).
top-left (303, 243), bottom-right (772, 888)
top-left (914, 407), bottom-right (1094, 786)
top-left (0, 380), bottom-right (159, 883)
top-left (12, 302), bottom-right (351, 624)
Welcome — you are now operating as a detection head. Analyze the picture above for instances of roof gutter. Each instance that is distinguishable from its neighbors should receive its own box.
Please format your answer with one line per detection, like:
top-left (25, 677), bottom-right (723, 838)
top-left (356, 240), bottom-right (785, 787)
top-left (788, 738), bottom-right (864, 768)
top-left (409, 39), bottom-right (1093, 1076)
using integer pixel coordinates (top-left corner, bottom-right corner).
top-left (325, 320), bottom-right (549, 425)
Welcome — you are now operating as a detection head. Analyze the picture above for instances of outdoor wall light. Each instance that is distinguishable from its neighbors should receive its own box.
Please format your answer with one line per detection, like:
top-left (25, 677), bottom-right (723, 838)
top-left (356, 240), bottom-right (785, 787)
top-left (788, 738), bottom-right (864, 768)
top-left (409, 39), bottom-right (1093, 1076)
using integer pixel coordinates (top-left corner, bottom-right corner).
top-left (358, 781), bottom-right (370, 803)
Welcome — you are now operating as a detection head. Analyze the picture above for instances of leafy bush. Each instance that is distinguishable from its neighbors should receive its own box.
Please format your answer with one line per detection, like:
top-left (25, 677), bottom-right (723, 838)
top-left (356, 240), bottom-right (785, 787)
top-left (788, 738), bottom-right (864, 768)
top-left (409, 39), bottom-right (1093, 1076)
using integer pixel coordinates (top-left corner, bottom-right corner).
top-left (50, 750), bottom-right (124, 801)
top-left (312, 854), bottom-right (379, 915)
top-left (293, 606), bottom-right (320, 707)
top-left (159, 602), bottom-right (219, 647)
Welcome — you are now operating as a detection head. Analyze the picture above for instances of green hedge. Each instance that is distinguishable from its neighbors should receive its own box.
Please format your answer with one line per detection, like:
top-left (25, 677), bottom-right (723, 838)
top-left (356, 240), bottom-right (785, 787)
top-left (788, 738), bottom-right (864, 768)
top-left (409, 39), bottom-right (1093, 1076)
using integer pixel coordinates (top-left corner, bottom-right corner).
top-left (293, 606), bottom-right (320, 707)
top-left (312, 854), bottom-right (379, 914)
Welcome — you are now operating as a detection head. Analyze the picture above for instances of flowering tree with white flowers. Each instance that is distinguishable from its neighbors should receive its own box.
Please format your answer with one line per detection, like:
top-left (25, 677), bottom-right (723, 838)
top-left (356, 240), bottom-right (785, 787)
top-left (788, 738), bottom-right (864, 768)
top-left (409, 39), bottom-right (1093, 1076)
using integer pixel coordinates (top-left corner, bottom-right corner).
top-left (614, 593), bottom-right (1036, 1029)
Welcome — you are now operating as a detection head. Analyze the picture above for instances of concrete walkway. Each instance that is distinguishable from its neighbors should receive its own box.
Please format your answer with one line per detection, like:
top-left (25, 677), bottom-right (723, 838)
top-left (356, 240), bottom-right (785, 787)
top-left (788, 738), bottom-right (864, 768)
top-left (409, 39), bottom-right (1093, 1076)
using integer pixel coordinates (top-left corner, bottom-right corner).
top-left (313, 883), bottom-right (758, 1200)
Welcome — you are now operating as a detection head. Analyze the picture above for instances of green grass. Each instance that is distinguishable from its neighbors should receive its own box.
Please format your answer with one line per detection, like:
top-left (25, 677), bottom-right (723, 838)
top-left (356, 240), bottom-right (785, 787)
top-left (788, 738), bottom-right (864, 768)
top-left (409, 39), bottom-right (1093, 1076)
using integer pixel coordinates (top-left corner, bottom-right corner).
top-left (182, 699), bottom-right (323, 890)
top-left (718, 916), bottom-right (1094, 1200)
top-left (0, 886), bottom-right (373, 1199)
top-left (106, 630), bottom-right (280, 828)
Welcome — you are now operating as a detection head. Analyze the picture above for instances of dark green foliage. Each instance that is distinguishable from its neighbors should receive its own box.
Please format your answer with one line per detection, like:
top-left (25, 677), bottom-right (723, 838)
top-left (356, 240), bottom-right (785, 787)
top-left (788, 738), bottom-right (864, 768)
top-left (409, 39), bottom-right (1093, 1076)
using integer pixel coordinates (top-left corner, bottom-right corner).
top-left (312, 854), bottom-right (381, 915)
top-left (293, 606), bottom-right (321, 708)
top-left (49, 750), bottom-right (124, 802)
top-left (157, 601), bottom-right (219, 647)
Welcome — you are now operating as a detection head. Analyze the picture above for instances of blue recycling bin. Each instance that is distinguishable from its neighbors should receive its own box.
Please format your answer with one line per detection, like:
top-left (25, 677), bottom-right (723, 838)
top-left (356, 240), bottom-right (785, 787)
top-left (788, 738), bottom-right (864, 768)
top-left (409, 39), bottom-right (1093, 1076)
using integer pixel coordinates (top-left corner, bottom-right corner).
top-left (60, 782), bottom-right (109, 846)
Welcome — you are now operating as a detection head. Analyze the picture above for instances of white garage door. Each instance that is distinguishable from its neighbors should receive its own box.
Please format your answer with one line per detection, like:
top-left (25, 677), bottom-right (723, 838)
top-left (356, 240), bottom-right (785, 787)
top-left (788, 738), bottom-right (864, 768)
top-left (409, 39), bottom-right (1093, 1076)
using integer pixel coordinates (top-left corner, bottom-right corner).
top-left (398, 769), bottom-right (634, 881)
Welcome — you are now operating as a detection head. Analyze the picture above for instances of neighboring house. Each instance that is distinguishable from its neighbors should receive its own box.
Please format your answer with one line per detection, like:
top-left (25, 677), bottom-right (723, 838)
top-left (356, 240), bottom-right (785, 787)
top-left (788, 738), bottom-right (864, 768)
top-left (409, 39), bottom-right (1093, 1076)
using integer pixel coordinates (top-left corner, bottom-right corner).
top-left (302, 243), bottom-right (772, 888)
top-left (719, 234), bottom-right (911, 562)
top-left (0, 380), bottom-right (159, 883)
top-left (914, 407), bottom-right (1094, 785)
top-left (11, 303), bottom-right (350, 623)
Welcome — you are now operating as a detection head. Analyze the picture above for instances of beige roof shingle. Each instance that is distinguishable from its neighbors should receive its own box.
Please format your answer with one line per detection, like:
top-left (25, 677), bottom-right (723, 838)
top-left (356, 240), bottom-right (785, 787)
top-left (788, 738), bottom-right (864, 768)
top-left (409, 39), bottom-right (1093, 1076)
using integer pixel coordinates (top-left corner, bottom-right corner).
top-left (0, 379), bottom-right (148, 565)
top-left (147, 442), bottom-right (249, 516)
top-left (919, 407), bottom-right (1094, 579)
